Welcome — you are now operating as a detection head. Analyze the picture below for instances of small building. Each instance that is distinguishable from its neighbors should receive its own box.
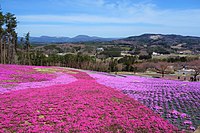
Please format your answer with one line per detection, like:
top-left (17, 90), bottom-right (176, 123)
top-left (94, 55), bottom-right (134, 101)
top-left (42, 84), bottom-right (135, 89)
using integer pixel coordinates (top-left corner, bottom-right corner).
top-left (176, 68), bottom-right (195, 76)
top-left (44, 54), bottom-right (49, 57)
top-left (96, 48), bottom-right (104, 52)
top-left (152, 52), bottom-right (161, 56)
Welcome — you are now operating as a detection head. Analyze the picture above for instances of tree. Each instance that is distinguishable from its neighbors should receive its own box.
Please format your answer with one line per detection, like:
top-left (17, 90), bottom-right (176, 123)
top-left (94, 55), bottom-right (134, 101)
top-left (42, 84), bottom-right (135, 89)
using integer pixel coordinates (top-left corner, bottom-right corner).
top-left (20, 37), bottom-right (25, 64)
top-left (138, 54), bottom-right (152, 60)
top-left (187, 60), bottom-right (200, 81)
top-left (131, 63), bottom-right (139, 74)
top-left (25, 32), bottom-right (31, 65)
top-left (4, 12), bottom-right (17, 64)
top-left (153, 62), bottom-right (170, 77)
top-left (135, 62), bottom-right (152, 73)
top-left (118, 56), bottom-right (137, 71)
top-left (0, 9), bottom-right (4, 64)
top-left (109, 58), bottom-right (118, 72)
top-left (11, 31), bottom-right (18, 63)
top-left (116, 63), bottom-right (123, 72)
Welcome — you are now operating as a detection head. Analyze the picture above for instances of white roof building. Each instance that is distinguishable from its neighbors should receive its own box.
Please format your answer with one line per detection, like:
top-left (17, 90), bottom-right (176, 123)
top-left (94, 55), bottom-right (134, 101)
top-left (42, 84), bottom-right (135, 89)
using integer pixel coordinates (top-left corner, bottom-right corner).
top-left (152, 52), bottom-right (161, 56)
top-left (176, 68), bottom-right (195, 76)
top-left (96, 48), bottom-right (104, 51)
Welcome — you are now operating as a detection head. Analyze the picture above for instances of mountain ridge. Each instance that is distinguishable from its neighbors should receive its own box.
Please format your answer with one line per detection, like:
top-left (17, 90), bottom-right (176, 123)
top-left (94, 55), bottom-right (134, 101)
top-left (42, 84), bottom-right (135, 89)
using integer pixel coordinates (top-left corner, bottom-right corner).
top-left (19, 34), bottom-right (200, 48)
top-left (19, 35), bottom-right (117, 43)
top-left (115, 33), bottom-right (200, 46)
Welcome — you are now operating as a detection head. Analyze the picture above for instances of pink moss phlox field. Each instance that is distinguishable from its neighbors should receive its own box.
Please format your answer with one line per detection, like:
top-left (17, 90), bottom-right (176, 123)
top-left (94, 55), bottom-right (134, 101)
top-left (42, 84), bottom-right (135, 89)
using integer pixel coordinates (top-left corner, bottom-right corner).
top-left (88, 72), bottom-right (200, 132)
top-left (0, 65), bottom-right (181, 132)
top-left (7, 72), bottom-right (77, 93)
top-left (0, 65), bottom-right (77, 93)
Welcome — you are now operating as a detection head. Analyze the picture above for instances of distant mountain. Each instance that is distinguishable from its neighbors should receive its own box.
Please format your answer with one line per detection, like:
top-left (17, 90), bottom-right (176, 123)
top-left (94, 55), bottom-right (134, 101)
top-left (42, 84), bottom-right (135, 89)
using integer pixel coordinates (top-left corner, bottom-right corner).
top-left (19, 35), bottom-right (117, 43)
top-left (115, 34), bottom-right (200, 46)
top-left (30, 36), bottom-right (70, 43)
top-left (71, 35), bottom-right (101, 42)
top-left (19, 34), bottom-right (200, 49)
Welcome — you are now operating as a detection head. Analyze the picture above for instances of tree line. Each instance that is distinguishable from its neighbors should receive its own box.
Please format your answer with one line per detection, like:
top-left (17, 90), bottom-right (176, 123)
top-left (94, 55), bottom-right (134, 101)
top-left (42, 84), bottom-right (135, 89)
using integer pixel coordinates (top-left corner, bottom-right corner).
top-left (0, 10), bottom-right (18, 64)
top-left (0, 9), bottom-right (30, 65)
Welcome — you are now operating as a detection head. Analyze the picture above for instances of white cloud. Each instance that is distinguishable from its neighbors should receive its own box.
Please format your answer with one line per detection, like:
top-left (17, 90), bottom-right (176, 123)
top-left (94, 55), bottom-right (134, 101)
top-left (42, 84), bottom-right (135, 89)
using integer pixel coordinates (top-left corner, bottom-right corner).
top-left (16, 0), bottom-right (200, 36)
top-left (17, 8), bottom-right (200, 27)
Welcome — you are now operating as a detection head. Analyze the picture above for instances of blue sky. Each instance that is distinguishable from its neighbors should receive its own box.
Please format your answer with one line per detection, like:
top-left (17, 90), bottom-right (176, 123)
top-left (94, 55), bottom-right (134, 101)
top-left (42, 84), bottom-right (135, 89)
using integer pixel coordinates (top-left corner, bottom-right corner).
top-left (1, 0), bottom-right (200, 37)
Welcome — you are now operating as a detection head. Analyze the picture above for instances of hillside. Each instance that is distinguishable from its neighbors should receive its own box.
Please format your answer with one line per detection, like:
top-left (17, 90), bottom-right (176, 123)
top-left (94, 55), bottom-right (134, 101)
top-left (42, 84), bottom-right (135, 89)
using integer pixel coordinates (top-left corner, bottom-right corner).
top-left (116, 34), bottom-right (200, 46)
top-left (30, 34), bottom-right (200, 56)
top-left (0, 64), bottom-right (199, 132)
top-left (111, 34), bottom-right (200, 55)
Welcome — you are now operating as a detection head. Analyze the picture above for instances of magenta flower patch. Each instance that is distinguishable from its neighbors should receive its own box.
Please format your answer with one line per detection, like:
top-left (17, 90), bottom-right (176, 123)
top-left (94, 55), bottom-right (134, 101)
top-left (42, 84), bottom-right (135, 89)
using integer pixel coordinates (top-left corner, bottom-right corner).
top-left (0, 65), bottom-right (190, 132)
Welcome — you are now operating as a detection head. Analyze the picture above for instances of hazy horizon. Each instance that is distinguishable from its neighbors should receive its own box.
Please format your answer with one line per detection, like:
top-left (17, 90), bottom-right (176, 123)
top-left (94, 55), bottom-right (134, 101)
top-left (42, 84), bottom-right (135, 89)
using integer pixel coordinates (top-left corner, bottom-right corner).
top-left (20, 33), bottom-right (200, 38)
top-left (1, 0), bottom-right (200, 37)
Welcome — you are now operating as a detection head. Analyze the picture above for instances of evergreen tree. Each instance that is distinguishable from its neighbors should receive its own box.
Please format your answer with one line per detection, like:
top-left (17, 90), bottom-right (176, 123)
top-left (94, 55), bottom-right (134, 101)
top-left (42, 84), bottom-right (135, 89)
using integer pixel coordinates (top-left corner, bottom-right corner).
top-left (25, 32), bottom-right (31, 65)
top-left (4, 12), bottom-right (17, 64)
top-left (0, 9), bottom-right (4, 63)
